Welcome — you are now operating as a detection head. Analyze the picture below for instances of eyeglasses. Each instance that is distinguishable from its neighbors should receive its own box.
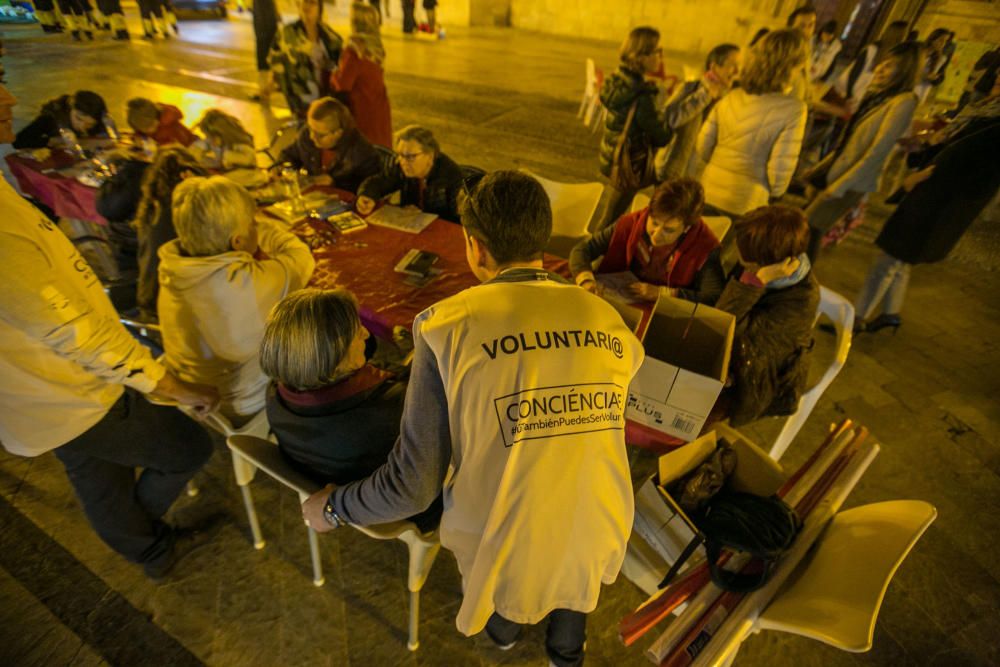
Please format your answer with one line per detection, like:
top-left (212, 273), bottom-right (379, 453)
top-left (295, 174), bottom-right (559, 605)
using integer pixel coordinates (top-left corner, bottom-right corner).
top-left (396, 151), bottom-right (426, 162)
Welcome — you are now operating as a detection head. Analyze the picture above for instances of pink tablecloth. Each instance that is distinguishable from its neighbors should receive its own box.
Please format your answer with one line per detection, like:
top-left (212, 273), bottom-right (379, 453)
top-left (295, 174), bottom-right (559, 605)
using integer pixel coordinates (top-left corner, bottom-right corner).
top-left (288, 195), bottom-right (568, 339)
top-left (5, 152), bottom-right (106, 224)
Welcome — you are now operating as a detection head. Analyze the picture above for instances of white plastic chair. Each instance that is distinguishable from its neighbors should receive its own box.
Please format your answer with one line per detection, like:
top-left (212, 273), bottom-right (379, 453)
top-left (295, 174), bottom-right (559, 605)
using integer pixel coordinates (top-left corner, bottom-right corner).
top-left (523, 169), bottom-right (604, 240)
top-left (757, 500), bottom-right (937, 651)
top-left (226, 434), bottom-right (441, 651)
top-left (630, 191), bottom-right (650, 213)
top-left (682, 64), bottom-right (699, 82)
top-left (703, 215), bottom-right (732, 242)
top-left (578, 58), bottom-right (599, 124)
top-left (769, 286), bottom-right (854, 461)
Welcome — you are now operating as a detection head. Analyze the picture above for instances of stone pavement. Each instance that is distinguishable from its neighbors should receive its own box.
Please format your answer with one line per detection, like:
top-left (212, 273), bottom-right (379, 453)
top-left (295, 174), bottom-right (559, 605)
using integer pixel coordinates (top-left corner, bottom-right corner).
top-left (1, 12), bottom-right (999, 667)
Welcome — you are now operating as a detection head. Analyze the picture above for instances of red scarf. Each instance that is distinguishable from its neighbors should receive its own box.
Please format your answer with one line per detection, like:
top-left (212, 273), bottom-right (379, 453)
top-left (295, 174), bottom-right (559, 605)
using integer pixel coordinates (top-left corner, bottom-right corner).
top-left (599, 209), bottom-right (719, 288)
top-left (277, 365), bottom-right (393, 408)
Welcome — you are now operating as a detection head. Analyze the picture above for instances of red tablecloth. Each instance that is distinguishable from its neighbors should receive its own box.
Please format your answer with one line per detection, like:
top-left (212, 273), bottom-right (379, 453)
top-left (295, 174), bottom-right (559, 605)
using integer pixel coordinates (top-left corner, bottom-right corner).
top-left (280, 193), bottom-right (569, 339)
top-left (5, 152), bottom-right (106, 224)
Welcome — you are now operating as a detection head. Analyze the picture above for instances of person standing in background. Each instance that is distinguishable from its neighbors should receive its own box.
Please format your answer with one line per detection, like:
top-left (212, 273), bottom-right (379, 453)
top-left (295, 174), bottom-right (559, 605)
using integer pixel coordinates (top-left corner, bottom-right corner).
top-left (402, 0), bottom-right (416, 34)
top-left (787, 5), bottom-right (817, 103)
top-left (423, 0), bottom-right (437, 34)
top-left (251, 0), bottom-right (280, 103)
top-left (331, 2), bottom-right (392, 147)
top-left (811, 20), bottom-right (841, 83)
top-left (657, 43), bottom-right (741, 180)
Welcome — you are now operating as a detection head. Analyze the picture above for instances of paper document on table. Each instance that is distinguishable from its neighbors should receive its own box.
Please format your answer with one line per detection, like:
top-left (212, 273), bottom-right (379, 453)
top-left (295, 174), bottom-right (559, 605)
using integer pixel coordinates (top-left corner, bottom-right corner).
top-left (597, 271), bottom-right (646, 305)
top-left (366, 206), bottom-right (437, 234)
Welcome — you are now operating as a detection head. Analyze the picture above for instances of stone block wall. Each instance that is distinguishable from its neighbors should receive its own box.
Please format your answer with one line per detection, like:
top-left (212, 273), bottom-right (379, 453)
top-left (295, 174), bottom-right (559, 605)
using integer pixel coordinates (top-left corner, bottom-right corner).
top-left (915, 0), bottom-right (1000, 43)
top-left (508, 0), bottom-right (801, 53)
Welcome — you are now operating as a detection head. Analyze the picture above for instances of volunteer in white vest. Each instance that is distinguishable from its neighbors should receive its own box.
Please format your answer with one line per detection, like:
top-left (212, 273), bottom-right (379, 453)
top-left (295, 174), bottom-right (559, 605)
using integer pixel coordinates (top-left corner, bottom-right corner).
top-left (0, 161), bottom-right (219, 580)
top-left (303, 170), bottom-right (644, 666)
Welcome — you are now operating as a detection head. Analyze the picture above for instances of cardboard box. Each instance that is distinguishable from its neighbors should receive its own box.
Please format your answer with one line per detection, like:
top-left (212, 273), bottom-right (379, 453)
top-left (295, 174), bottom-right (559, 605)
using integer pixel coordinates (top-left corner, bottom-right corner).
top-left (625, 295), bottom-right (735, 442)
top-left (621, 425), bottom-right (785, 596)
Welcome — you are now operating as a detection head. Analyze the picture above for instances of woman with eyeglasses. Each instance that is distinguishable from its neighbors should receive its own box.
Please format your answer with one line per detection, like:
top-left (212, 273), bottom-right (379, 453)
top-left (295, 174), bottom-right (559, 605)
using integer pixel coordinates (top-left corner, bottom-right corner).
top-left (355, 124), bottom-right (465, 222)
top-left (596, 26), bottom-right (674, 230)
top-left (570, 178), bottom-right (725, 305)
top-left (277, 97), bottom-right (381, 192)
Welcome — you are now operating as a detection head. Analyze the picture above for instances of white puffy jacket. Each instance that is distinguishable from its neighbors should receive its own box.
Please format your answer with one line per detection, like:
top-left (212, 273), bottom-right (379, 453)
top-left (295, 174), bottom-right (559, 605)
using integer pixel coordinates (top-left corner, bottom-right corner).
top-left (693, 88), bottom-right (807, 215)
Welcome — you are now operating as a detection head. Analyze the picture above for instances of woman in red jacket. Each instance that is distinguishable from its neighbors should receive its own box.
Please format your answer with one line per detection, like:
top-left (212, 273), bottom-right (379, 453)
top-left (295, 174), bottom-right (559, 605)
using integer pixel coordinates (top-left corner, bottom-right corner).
top-left (330, 2), bottom-right (392, 147)
top-left (570, 178), bottom-right (725, 304)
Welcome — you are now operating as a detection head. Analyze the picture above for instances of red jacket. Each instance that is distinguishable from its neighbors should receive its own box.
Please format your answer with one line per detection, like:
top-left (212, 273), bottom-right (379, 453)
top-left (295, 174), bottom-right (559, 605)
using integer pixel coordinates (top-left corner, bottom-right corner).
top-left (331, 46), bottom-right (393, 148)
top-left (600, 209), bottom-right (719, 288)
top-left (150, 104), bottom-right (196, 147)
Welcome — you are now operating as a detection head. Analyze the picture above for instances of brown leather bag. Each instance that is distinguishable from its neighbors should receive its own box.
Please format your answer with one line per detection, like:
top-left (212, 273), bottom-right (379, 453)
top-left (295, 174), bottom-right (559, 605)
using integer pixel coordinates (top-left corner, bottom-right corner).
top-left (609, 99), bottom-right (657, 192)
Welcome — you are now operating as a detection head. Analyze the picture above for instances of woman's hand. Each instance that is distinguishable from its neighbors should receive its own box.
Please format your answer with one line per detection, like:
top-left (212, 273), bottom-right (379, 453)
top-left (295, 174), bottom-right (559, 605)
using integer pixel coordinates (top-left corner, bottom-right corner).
top-left (355, 196), bottom-right (376, 215)
top-left (903, 166), bottom-right (935, 192)
top-left (625, 281), bottom-right (660, 301)
top-left (755, 257), bottom-right (801, 285)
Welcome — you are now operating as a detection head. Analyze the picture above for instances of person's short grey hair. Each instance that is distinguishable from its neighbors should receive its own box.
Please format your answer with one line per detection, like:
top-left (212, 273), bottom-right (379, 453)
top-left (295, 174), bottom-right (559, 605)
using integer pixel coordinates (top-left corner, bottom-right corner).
top-left (259, 288), bottom-right (361, 391)
top-left (393, 125), bottom-right (439, 155)
top-left (172, 176), bottom-right (255, 256)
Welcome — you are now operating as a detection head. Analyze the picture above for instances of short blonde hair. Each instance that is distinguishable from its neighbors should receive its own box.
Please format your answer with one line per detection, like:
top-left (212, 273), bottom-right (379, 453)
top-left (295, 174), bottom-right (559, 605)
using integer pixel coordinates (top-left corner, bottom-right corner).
top-left (259, 288), bottom-right (361, 390)
top-left (394, 125), bottom-right (439, 155)
top-left (351, 1), bottom-right (380, 33)
top-left (172, 176), bottom-right (255, 256)
top-left (619, 26), bottom-right (660, 72)
top-left (741, 28), bottom-right (807, 95)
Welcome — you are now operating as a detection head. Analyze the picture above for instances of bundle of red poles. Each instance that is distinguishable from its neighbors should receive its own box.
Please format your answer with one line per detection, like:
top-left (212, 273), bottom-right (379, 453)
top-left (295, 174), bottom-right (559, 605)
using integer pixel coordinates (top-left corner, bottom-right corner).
top-left (618, 419), bottom-right (879, 665)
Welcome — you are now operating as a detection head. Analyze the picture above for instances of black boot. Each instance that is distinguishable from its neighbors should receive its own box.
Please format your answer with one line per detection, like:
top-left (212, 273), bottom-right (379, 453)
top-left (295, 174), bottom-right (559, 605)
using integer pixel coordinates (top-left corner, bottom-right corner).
top-left (113, 29), bottom-right (130, 40)
top-left (865, 314), bottom-right (902, 334)
top-left (71, 29), bottom-right (82, 41)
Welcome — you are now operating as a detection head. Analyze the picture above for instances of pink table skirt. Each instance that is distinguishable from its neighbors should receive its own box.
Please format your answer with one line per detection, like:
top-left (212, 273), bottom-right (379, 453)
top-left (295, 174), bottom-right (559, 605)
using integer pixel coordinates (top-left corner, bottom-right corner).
top-left (6, 153), bottom-right (106, 224)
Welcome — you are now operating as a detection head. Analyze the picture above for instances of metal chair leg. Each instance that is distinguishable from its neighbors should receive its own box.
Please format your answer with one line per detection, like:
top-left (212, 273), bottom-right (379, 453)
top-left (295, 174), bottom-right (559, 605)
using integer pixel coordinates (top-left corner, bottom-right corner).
top-left (186, 480), bottom-right (199, 497)
top-left (240, 485), bottom-right (266, 549)
top-left (306, 524), bottom-right (325, 586)
top-left (407, 589), bottom-right (420, 651)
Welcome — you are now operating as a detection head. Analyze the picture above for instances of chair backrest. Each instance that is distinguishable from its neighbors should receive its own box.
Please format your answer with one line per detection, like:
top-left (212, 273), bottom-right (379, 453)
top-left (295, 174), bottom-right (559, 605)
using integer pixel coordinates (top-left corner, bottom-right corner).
top-left (630, 191), bottom-right (651, 213)
top-left (226, 434), bottom-right (434, 541)
top-left (769, 285), bottom-right (854, 460)
top-left (758, 500), bottom-right (937, 652)
top-left (373, 143), bottom-right (396, 173)
top-left (459, 164), bottom-right (486, 191)
top-left (703, 215), bottom-right (732, 242)
top-left (227, 434), bottom-right (320, 498)
top-left (203, 408), bottom-right (271, 440)
top-left (683, 64), bottom-right (699, 81)
top-left (523, 169), bottom-right (603, 238)
top-left (584, 57), bottom-right (597, 96)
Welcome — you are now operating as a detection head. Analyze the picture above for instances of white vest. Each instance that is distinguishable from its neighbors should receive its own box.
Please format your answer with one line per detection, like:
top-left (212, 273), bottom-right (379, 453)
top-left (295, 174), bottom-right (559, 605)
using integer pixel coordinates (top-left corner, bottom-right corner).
top-left (417, 272), bottom-right (644, 634)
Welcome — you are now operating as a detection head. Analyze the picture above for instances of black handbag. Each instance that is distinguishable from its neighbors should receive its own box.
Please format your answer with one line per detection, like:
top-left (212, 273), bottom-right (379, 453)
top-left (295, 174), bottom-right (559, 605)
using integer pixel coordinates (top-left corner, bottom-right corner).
top-left (609, 99), bottom-right (657, 192)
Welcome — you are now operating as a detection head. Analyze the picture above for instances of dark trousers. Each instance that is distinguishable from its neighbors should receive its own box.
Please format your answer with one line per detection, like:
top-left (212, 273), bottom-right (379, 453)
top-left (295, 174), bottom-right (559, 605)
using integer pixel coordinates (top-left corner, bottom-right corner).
top-left (95, 0), bottom-right (122, 14)
top-left (401, 0), bottom-right (416, 33)
top-left (487, 609), bottom-right (587, 667)
top-left (596, 184), bottom-right (638, 231)
top-left (253, 0), bottom-right (279, 71)
top-left (54, 389), bottom-right (213, 567)
top-left (56, 0), bottom-right (92, 17)
top-left (136, 0), bottom-right (160, 18)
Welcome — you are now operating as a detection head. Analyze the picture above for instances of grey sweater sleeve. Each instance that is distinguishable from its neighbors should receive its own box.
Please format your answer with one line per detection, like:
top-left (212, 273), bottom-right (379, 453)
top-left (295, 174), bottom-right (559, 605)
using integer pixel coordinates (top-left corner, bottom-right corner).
top-left (568, 224), bottom-right (616, 278)
top-left (331, 323), bottom-right (451, 525)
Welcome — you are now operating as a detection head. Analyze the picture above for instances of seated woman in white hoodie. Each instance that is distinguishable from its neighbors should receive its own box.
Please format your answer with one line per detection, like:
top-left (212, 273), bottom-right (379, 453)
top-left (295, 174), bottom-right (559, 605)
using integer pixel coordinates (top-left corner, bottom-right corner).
top-left (157, 176), bottom-right (315, 425)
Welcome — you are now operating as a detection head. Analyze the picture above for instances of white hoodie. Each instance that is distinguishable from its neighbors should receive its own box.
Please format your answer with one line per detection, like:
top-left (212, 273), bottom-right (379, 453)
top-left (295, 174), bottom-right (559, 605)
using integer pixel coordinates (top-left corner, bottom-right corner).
top-left (157, 221), bottom-right (314, 420)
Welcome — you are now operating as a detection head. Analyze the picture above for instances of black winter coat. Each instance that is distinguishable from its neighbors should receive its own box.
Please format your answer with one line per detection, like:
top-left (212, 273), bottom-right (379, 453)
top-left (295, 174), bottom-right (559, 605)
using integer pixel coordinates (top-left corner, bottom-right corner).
top-left (13, 95), bottom-right (109, 149)
top-left (878, 121), bottom-right (1000, 265)
top-left (598, 67), bottom-right (673, 178)
top-left (357, 152), bottom-right (465, 222)
top-left (715, 271), bottom-right (820, 427)
top-left (278, 126), bottom-right (381, 193)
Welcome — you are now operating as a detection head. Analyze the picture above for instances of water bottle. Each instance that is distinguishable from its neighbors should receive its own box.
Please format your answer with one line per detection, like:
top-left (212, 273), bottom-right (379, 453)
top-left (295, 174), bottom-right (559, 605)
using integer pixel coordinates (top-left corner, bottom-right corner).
top-left (59, 127), bottom-right (86, 160)
top-left (280, 163), bottom-right (304, 212)
top-left (102, 113), bottom-right (120, 143)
